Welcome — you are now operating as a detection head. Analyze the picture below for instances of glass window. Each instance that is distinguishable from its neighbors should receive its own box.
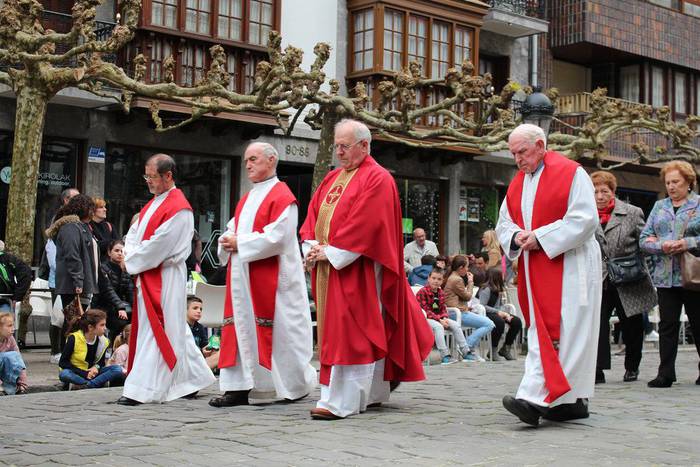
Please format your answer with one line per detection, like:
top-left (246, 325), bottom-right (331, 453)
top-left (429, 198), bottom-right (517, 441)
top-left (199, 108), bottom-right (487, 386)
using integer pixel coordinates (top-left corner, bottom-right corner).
top-left (408, 16), bottom-right (427, 74)
top-left (249, 0), bottom-right (274, 46)
top-left (149, 38), bottom-right (172, 83)
top-left (151, 0), bottom-right (177, 28)
top-left (105, 145), bottom-right (232, 276)
top-left (0, 132), bottom-right (80, 264)
top-left (454, 26), bottom-right (472, 70)
top-left (619, 64), bottom-right (640, 102)
top-left (185, 0), bottom-right (211, 35)
top-left (383, 9), bottom-right (403, 72)
top-left (651, 66), bottom-right (665, 108)
top-left (426, 88), bottom-right (446, 126)
top-left (396, 177), bottom-right (442, 250)
top-left (696, 79), bottom-right (700, 116)
top-left (226, 52), bottom-right (238, 91)
top-left (218, 0), bottom-right (243, 41)
top-left (431, 21), bottom-right (449, 79)
top-left (181, 43), bottom-right (207, 86)
top-left (674, 71), bottom-right (688, 116)
top-left (353, 9), bottom-right (374, 71)
top-left (244, 55), bottom-right (262, 93)
top-left (647, 0), bottom-right (680, 9)
top-left (685, 0), bottom-right (700, 17)
top-left (459, 186), bottom-right (500, 255)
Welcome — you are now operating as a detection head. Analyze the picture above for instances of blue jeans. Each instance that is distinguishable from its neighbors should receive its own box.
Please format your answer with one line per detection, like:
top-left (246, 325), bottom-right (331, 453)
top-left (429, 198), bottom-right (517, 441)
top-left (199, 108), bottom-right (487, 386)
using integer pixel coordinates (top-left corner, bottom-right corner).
top-left (0, 351), bottom-right (26, 394)
top-left (448, 308), bottom-right (496, 350)
top-left (59, 365), bottom-right (124, 388)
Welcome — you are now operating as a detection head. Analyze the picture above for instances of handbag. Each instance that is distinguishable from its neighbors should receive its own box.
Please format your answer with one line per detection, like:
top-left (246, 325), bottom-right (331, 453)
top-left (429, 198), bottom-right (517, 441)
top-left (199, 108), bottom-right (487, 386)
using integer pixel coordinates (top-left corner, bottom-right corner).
top-left (680, 200), bottom-right (700, 291)
top-left (605, 252), bottom-right (646, 285)
top-left (62, 296), bottom-right (84, 331)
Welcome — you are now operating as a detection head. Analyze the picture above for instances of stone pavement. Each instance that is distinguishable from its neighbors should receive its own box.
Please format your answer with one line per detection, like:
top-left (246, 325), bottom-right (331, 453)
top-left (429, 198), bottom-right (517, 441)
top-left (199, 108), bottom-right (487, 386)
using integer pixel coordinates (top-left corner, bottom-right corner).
top-left (2, 349), bottom-right (700, 466)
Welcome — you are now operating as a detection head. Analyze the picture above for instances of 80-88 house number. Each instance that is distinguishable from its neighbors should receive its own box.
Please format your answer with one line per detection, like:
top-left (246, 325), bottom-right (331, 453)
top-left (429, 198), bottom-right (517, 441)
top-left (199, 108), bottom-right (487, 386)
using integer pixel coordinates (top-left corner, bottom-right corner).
top-left (285, 145), bottom-right (310, 157)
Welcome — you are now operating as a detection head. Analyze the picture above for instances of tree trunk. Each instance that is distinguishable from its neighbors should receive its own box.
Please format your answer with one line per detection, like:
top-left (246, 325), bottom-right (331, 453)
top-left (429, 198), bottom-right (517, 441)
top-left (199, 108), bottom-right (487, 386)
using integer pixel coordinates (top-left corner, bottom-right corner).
top-left (5, 86), bottom-right (49, 264)
top-left (311, 112), bottom-right (340, 193)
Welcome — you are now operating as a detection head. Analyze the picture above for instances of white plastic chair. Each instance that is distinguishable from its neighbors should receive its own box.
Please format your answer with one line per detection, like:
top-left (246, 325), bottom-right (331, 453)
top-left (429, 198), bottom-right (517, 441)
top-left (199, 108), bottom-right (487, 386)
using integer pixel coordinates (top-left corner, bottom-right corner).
top-left (193, 282), bottom-right (226, 328)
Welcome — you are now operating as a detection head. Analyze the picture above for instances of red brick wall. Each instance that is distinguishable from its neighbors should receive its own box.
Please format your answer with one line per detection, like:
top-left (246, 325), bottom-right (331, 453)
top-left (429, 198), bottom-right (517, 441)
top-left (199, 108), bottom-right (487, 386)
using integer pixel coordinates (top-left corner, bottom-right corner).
top-left (548, 0), bottom-right (700, 71)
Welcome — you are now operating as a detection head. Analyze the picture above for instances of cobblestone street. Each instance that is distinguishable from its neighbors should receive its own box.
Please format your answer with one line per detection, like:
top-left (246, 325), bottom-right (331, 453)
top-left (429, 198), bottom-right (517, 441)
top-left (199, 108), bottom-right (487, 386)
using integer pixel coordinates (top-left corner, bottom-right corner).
top-left (2, 349), bottom-right (700, 466)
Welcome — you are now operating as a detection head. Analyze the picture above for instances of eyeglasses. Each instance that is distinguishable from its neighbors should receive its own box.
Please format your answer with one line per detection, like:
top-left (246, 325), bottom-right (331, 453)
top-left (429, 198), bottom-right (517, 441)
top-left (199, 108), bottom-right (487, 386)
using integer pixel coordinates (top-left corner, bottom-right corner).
top-left (333, 141), bottom-right (362, 153)
top-left (142, 174), bottom-right (162, 181)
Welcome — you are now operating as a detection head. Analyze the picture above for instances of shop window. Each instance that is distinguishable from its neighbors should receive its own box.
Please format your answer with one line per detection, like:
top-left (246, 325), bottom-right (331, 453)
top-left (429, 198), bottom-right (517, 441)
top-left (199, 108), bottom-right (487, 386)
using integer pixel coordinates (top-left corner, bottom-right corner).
top-left (383, 9), bottom-right (404, 72)
top-left (218, 0), bottom-right (243, 41)
top-left (185, 0), bottom-right (211, 35)
top-left (248, 0), bottom-right (274, 46)
top-left (408, 15), bottom-right (427, 73)
top-left (459, 186), bottom-right (500, 255)
top-left (151, 0), bottom-right (178, 28)
top-left (396, 177), bottom-right (441, 249)
top-left (105, 145), bottom-right (232, 277)
top-left (0, 132), bottom-right (80, 264)
top-left (353, 9), bottom-right (374, 71)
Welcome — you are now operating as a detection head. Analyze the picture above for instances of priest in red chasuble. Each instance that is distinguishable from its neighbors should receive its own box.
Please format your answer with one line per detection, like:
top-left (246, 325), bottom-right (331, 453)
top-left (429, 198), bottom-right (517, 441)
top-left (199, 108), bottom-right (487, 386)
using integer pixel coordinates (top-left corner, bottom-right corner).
top-left (118, 154), bottom-right (215, 405)
top-left (209, 142), bottom-right (316, 408)
top-left (496, 124), bottom-right (602, 426)
top-left (301, 119), bottom-right (433, 420)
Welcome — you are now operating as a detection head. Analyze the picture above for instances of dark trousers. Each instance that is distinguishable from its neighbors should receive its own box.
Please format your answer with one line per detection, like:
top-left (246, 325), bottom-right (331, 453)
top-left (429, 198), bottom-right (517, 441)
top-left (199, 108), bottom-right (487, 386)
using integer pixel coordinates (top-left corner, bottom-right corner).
top-left (656, 287), bottom-right (700, 381)
top-left (486, 311), bottom-right (522, 349)
top-left (597, 285), bottom-right (644, 372)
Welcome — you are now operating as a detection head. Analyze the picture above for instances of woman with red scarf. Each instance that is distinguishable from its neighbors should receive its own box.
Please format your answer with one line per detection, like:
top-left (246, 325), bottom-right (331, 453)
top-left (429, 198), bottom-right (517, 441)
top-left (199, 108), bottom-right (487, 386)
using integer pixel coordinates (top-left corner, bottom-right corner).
top-left (592, 171), bottom-right (656, 384)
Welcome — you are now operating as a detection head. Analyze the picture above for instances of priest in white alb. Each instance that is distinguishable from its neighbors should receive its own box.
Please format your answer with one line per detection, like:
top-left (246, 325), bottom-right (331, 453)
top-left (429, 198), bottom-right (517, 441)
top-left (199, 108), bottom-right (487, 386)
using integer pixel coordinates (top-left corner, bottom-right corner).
top-left (208, 142), bottom-right (316, 408)
top-left (118, 154), bottom-right (216, 405)
top-left (495, 124), bottom-right (602, 427)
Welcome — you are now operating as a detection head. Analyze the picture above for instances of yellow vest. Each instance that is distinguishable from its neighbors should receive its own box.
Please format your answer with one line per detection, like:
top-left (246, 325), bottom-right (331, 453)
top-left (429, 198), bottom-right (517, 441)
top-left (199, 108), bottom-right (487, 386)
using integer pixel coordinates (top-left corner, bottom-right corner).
top-left (67, 331), bottom-right (109, 371)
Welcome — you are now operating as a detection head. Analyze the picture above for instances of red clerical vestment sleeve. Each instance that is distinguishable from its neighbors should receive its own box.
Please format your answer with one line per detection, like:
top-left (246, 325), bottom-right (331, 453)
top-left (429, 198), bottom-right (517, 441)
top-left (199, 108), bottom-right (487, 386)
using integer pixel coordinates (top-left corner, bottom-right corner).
top-left (301, 156), bottom-right (433, 386)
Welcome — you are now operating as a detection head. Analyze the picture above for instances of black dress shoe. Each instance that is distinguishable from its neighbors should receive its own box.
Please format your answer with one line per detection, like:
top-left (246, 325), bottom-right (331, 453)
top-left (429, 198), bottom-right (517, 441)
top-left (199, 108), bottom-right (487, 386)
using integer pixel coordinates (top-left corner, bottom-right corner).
top-left (647, 376), bottom-right (673, 388)
top-left (390, 381), bottom-right (401, 392)
top-left (182, 391), bottom-right (199, 399)
top-left (696, 376), bottom-right (700, 386)
top-left (116, 396), bottom-right (142, 406)
top-left (623, 370), bottom-right (639, 382)
top-left (502, 395), bottom-right (544, 427)
top-left (542, 399), bottom-right (589, 422)
top-left (208, 390), bottom-right (250, 407)
top-left (595, 368), bottom-right (605, 384)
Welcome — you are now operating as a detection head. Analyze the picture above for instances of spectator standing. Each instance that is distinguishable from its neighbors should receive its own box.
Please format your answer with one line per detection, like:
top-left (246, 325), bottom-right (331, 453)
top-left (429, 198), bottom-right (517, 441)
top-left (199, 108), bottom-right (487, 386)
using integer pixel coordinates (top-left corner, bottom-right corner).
top-left (408, 255), bottom-right (435, 286)
top-left (477, 267), bottom-right (522, 361)
top-left (403, 228), bottom-right (439, 275)
top-left (640, 160), bottom-right (700, 388)
top-left (416, 269), bottom-right (470, 364)
top-left (99, 240), bottom-right (133, 340)
top-left (59, 309), bottom-right (124, 390)
top-left (443, 255), bottom-right (494, 362)
top-left (89, 198), bottom-right (120, 258)
top-left (481, 230), bottom-right (503, 269)
top-left (0, 312), bottom-right (28, 395)
top-left (591, 171), bottom-right (656, 384)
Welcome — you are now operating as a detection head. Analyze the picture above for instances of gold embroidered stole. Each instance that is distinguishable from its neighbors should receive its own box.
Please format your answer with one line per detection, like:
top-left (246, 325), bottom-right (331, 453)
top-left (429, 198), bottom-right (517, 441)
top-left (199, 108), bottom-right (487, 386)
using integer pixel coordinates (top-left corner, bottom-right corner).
top-left (314, 167), bottom-right (359, 351)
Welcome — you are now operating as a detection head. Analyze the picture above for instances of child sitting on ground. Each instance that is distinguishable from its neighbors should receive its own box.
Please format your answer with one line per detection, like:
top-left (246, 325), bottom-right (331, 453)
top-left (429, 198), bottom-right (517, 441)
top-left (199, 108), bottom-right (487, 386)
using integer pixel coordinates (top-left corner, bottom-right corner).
top-left (0, 312), bottom-right (28, 395)
top-left (415, 268), bottom-right (470, 364)
top-left (59, 309), bottom-right (124, 390)
top-left (108, 324), bottom-right (130, 375)
top-left (186, 296), bottom-right (219, 370)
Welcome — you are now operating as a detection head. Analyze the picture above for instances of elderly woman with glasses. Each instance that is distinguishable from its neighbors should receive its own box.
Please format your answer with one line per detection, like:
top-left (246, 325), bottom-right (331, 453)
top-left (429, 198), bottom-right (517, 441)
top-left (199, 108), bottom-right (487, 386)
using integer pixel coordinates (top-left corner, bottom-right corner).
top-left (591, 171), bottom-right (656, 384)
top-left (640, 160), bottom-right (700, 388)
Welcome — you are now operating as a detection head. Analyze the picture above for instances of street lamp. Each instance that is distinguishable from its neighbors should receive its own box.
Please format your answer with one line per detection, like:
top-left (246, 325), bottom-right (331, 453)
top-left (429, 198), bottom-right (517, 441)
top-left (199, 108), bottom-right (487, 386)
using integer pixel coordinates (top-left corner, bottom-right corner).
top-left (520, 85), bottom-right (555, 135)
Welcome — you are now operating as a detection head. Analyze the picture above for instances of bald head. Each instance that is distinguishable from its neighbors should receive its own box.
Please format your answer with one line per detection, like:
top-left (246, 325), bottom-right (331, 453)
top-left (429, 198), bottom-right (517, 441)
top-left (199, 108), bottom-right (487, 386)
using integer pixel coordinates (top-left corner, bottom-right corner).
top-left (413, 228), bottom-right (426, 247)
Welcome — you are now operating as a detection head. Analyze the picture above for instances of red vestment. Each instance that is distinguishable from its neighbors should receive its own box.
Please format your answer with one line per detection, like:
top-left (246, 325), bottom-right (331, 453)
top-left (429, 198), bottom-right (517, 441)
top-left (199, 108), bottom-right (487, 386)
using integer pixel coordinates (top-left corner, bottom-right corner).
top-left (505, 150), bottom-right (578, 402)
top-left (219, 182), bottom-right (297, 370)
top-left (300, 155), bottom-right (433, 386)
top-left (128, 188), bottom-right (192, 373)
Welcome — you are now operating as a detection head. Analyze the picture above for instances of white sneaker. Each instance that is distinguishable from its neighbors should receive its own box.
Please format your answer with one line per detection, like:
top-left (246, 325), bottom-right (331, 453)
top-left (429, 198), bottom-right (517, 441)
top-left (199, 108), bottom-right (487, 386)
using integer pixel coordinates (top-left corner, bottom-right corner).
top-left (645, 330), bottom-right (659, 342)
top-left (49, 353), bottom-right (61, 364)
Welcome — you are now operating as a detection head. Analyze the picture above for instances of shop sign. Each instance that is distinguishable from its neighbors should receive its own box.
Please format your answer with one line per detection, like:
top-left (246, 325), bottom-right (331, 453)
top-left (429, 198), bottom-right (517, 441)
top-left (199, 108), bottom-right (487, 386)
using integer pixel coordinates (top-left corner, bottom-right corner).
top-left (88, 146), bottom-right (105, 163)
top-left (402, 218), bottom-right (413, 234)
top-left (467, 197), bottom-right (480, 223)
top-left (38, 171), bottom-right (71, 187)
top-left (459, 201), bottom-right (467, 222)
